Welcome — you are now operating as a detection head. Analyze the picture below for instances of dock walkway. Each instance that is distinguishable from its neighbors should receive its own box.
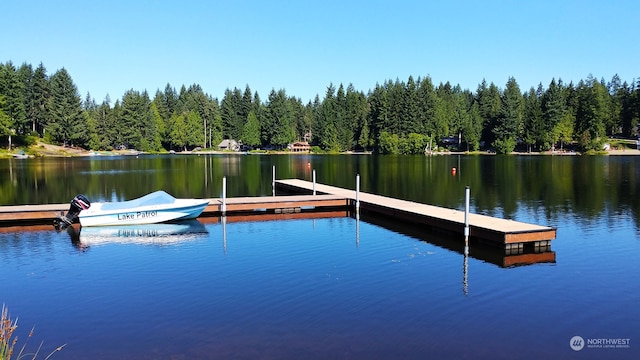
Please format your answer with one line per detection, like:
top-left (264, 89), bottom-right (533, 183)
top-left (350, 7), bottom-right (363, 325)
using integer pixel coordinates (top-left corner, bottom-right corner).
top-left (276, 179), bottom-right (556, 247)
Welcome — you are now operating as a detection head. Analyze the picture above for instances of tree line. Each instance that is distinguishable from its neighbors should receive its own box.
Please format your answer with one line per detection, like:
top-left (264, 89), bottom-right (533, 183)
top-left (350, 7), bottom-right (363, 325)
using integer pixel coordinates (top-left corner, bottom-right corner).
top-left (1, 60), bottom-right (638, 154)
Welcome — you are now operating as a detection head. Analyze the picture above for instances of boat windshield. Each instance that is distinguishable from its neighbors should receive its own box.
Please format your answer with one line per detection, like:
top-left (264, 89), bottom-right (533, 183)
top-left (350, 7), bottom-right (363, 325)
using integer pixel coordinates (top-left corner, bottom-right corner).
top-left (100, 191), bottom-right (176, 211)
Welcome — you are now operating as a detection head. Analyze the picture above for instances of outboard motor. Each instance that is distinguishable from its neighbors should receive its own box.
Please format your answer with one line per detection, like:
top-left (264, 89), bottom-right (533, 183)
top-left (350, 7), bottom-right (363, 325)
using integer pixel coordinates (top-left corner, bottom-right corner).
top-left (53, 194), bottom-right (91, 231)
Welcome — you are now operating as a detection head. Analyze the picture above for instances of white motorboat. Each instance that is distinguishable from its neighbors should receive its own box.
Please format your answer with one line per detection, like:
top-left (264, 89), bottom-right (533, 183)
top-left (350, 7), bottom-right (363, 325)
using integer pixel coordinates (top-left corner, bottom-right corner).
top-left (54, 191), bottom-right (209, 229)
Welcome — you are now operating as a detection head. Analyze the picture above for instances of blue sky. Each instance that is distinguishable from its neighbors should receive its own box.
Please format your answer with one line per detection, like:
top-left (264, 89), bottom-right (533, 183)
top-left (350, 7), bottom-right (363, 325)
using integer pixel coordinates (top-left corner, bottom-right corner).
top-left (2, 0), bottom-right (638, 103)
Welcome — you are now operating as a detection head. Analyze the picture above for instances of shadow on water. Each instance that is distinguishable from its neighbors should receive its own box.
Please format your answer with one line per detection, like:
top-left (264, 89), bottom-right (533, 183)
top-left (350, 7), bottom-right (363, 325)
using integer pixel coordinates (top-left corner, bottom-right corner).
top-left (356, 211), bottom-right (556, 268)
top-left (65, 219), bottom-right (209, 251)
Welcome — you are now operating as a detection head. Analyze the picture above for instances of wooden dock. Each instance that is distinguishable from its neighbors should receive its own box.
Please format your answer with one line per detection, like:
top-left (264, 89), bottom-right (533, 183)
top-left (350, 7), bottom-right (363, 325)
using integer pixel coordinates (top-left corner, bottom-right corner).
top-left (0, 194), bottom-right (349, 226)
top-left (0, 179), bottom-right (556, 249)
top-left (275, 179), bottom-right (556, 247)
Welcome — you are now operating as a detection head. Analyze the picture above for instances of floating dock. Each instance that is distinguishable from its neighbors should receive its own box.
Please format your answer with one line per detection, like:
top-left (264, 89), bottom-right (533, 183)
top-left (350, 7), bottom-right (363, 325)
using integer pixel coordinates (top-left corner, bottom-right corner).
top-left (0, 194), bottom-right (349, 226)
top-left (275, 179), bottom-right (556, 248)
top-left (0, 179), bottom-right (556, 250)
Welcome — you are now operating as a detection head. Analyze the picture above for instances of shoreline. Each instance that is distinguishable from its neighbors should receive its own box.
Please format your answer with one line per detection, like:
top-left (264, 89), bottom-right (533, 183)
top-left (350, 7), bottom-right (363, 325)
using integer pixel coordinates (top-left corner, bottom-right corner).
top-left (2, 142), bottom-right (639, 158)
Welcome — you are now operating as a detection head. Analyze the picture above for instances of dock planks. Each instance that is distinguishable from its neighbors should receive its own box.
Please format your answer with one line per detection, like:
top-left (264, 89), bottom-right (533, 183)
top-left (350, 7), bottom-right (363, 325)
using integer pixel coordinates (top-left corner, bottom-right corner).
top-left (275, 179), bottom-right (556, 246)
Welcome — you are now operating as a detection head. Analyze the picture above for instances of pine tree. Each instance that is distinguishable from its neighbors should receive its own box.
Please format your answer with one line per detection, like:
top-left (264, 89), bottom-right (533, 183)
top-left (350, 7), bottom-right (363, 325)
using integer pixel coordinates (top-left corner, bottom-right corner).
top-left (403, 76), bottom-right (421, 135)
top-left (150, 102), bottom-right (165, 150)
top-left (432, 96), bottom-right (449, 141)
top-left (0, 62), bottom-right (27, 148)
top-left (241, 85), bottom-right (253, 120)
top-left (416, 76), bottom-right (436, 140)
top-left (163, 83), bottom-right (179, 118)
top-left (315, 84), bottom-right (337, 150)
top-left (27, 63), bottom-right (50, 135)
top-left (476, 80), bottom-right (502, 147)
top-left (575, 76), bottom-right (608, 151)
top-left (620, 82), bottom-right (636, 137)
top-left (541, 79), bottom-right (566, 149)
top-left (169, 112), bottom-right (186, 151)
top-left (346, 85), bottom-right (369, 151)
top-left (48, 68), bottom-right (86, 147)
top-left (522, 87), bottom-right (542, 152)
top-left (265, 89), bottom-right (294, 147)
top-left (120, 89), bottom-right (150, 149)
top-left (462, 102), bottom-right (482, 151)
top-left (367, 83), bottom-right (389, 145)
top-left (493, 77), bottom-right (523, 154)
top-left (221, 88), bottom-right (243, 140)
top-left (185, 110), bottom-right (203, 150)
top-left (16, 63), bottom-right (37, 136)
top-left (241, 110), bottom-right (261, 147)
top-left (88, 100), bottom-right (113, 150)
top-left (0, 96), bottom-right (12, 143)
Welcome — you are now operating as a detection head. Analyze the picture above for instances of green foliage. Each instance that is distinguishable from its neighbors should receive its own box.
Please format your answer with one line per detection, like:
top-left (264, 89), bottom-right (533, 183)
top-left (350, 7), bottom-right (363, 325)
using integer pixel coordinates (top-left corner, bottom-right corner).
top-left (493, 137), bottom-right (516, 154)
top-left (492, 77), bottom-right (522, 154)
top-left (404, 133), bottom-right (426, 154)
top-left (476, 80), bottom-right (502, 146)
top-left (169, 112), bottom-right (187, 150)
top-left (185, 110), bottom-right (204, 150)
top-left (554, 112), bottom-right (575, 150)
top-left (3, 59), bottom-right (640, 155)
top-left (462, 102), bottom-right (482, 151)
top-left (378, 131), bottom-right (399, 154)
top-left (221, 87), bottom-right (244, 140)
top-left (0, 96), bottom-right (11, 138)
top-left (23, 134), bottom-right (39, 146)
top-left (27, 63), bottom-right (50, 135)
top-left (47, 68), bottom-right (86, 147)
top-left (522, 86), bottom-right (543, 152)
top-left (241, 111), bottom-right (261, 147)
top-left (263, 89), bottom-right (295, 146)
top-left (575, 76), bottom-right (608, 151)
top-left (0, 63), bottom-right (27, 134)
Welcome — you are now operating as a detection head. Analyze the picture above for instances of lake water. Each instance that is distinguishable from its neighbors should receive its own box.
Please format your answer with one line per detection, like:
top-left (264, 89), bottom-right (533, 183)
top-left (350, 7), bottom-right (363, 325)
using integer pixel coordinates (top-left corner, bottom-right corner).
top-left (1, 154), bottom-right (639, 359)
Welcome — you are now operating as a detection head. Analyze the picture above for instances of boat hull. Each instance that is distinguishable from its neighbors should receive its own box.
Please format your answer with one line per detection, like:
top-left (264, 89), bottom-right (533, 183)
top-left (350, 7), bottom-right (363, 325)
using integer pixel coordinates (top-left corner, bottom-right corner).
top-left (79, 198), bottom-right (209, 227)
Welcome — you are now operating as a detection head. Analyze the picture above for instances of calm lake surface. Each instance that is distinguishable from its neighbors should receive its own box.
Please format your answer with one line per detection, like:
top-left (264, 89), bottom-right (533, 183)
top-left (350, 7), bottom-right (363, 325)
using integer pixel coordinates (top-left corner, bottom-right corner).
top-left (1, 154), bottom-right (639, 359)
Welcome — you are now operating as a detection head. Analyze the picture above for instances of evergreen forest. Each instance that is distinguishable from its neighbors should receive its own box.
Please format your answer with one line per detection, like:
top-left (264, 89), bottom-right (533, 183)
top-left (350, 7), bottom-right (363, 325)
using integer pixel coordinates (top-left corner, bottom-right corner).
top-left (0, 61), bottom-right (638, 154)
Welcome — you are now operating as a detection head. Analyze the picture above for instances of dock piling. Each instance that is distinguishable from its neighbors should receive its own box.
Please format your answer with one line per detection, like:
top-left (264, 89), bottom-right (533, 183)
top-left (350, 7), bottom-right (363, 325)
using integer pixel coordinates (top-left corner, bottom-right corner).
top-left (356, 174), bottom-right (360, 216)
top-left (313, 170), bottom-right (316, 195)
top-left (464, 186), bottom-right (470, 255)
top-left (272, 165), bottom-right (276, 197)
top-left (222, 176), bottom-right (227, 215)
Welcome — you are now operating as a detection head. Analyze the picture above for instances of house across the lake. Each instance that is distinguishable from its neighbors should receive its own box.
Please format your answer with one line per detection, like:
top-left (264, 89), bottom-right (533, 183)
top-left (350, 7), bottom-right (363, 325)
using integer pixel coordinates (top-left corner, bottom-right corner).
top-left (218, 139), bottom-right (240, 151)
top-left (288, 141), bottom-right (311, 152)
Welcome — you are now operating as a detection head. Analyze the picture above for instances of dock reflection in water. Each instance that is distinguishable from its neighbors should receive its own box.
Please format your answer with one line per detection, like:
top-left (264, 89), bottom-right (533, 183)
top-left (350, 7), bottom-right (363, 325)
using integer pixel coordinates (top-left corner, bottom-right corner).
top-left (358, 212), bottom-right (556, 268)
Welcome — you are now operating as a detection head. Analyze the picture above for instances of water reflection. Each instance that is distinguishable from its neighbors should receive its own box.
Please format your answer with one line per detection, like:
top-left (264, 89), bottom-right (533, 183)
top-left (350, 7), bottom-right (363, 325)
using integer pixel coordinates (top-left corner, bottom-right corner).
top-left (65, 220), bottom-right (208, 250)
top-left (359, 212), bottom-right (556, 268)
top-left (3, 155), bottom-right (638, 231)
top-left (196, 211), bottom-right (352, 254)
